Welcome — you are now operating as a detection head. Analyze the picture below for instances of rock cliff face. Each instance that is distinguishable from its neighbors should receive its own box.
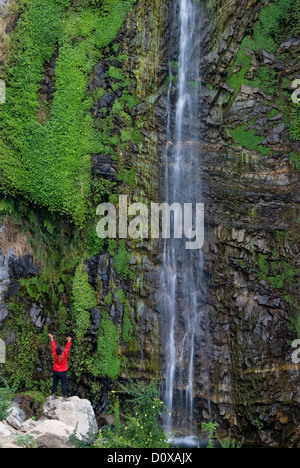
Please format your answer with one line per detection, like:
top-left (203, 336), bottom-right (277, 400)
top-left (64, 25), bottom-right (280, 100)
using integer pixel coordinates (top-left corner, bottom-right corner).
top-left (0, 0), bottom-right (170, 415)
top-left (0, 0), bottom-right (299, 449)
top-left (186, 0), bottom-right (300, 447)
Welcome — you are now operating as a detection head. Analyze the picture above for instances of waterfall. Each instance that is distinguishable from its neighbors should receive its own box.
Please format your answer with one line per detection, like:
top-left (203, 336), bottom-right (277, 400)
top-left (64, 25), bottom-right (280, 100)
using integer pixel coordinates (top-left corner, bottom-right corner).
top-left (159, 0), bottom-right (205, 436)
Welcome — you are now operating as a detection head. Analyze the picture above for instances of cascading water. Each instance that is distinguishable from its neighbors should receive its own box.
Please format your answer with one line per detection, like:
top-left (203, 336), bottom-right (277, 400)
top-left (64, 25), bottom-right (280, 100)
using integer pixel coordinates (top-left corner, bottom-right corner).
top-left (159, 0), bottom-right (207, 438)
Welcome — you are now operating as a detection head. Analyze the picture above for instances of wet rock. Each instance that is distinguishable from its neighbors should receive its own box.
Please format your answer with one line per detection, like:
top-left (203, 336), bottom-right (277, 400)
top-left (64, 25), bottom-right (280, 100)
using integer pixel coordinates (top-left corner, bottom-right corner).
top-left (9, 254), bottom-right (40, 280)
top-left (266, 123), bottom-right (285, 145)
top-left (95, 91), bottom-right (116, 117)
top-left (6, 406), bottom-right (24, 430)
top-left (279, 38), bottom-right (300, 50)
top-left (91, 154), bottom-right (118, 180)
top-left (97, 413), bottom-right (116, 428)
top-left (0, 303), bottom-right (8, 323)
top-left (4, 281), bottom-right (21, 299)
top-left (260, 49), bottom-right (276, 65)
top-left (93, 63), bottom-right (109, 89)
top-left (30, 304), bottom-right (44, 329)
top-left (90, 307), bottom-right (101, 330)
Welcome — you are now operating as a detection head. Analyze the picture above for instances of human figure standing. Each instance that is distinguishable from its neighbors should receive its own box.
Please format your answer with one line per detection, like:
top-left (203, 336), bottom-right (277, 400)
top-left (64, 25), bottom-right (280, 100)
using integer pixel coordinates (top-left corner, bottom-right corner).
top-left (48, 334), bottom-right (72, 399)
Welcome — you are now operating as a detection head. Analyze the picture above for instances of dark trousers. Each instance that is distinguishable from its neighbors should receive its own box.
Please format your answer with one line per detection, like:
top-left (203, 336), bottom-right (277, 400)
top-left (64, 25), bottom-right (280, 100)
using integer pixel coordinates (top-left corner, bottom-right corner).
top-left (52, 371), bottom-right (67, 397)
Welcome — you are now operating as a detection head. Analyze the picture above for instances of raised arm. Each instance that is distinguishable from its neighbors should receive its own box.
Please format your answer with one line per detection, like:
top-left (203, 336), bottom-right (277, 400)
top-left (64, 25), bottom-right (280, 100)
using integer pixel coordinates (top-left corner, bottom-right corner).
top-left (49, 334), bottom-right (57, 356)
top-left (64, 336), bottom-right (72, 356)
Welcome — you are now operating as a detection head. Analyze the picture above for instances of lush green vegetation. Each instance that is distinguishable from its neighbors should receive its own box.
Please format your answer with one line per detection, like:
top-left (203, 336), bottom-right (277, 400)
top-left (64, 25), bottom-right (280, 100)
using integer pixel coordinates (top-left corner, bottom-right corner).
top-left (202, 422), bottom-right (243, 448)
top-left (2, 300), bottom-right (47, 390)
top-left (258, 253), bottom-right (298, 290)
top-left (251, 0), bottom-right (298, 53)
top-left (95, 380), bottom-right (169, 448)
top-left (0, 376), bottom-right (14, 421)
top-left (0, 0), bottom-right (140, 392)
top-left (257, 231), bottom-right (300, 337)
top-left (225, 0), bottom-right (300, 157)
top-left (290, 152), bottom-right (300, 171)
top-left (72, 262), bottom-right (97, 341)
top-left (228, 124), bottom-right (270, 155)
top-left (89, 310), bottom-right (121, 380)
top-left (0, 0), bottom-right (137, 227)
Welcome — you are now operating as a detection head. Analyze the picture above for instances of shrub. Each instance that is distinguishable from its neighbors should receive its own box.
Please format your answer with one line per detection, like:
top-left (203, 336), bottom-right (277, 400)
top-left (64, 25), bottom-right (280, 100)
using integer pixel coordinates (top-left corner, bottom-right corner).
top-left (95, 380), bottom-right (169, 448)
top-left (202, 422), bottom-right (243, 448)
top-left (253, 0), bottom-right (295, 53)
top-left (14, 434), bottom-right (37, 448)
top-left (228, 125), bottom-right (270, 155)
top-left (0, 0), bottom-right (137, 228)
top-left (72, 262), bottom-right (97, 341)
top-left (0, 377), bottom-right (13, 421)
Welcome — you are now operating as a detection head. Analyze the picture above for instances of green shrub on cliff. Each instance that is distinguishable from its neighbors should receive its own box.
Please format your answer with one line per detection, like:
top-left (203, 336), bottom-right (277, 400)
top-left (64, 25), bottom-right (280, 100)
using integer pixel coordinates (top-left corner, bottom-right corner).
top-left (72, 263), bottom-right (97, 341)
top-left (252, 0), bottom-right (296, 53)
top-left (89, 311), bottom-right (121, 380)
top-left (290, 152), bottom-right (300, 170)
top-left (228, 125), bottom-right (270, 155)
top-left (0, 377), bottom-right (14, 421)
top-left (0, 0), bottom-right (137, 228)
top-left (2, 301), bottom-right (41, 390)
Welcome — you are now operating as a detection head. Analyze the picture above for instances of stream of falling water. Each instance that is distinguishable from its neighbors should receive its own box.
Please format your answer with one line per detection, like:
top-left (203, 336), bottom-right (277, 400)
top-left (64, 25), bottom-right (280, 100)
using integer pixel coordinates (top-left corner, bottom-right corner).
top-left (159, 0), bottom-right (205, 439)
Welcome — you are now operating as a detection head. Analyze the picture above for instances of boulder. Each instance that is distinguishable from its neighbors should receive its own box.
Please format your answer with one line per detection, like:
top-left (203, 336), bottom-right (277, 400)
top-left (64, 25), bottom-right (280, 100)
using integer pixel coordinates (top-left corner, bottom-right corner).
top-left (20, 418), bottom-right (38, 433)
top-left (42, 396), bottom-right (98, 441)
top-left (27, 419), bottom-right (80, 449)
top-left (0, 421), bottom-right (12, 437)
top-left (5, 406), bottom-right (23, 430)
top-left (9, 254), bottom-right (40, 280)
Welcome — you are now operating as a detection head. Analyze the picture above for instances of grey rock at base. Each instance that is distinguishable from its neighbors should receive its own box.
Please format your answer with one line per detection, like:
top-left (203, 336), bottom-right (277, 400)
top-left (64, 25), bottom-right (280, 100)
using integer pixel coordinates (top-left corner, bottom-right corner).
top-left (42, 396), bottom-right (98, 441)
top-left (0, 421), bottom-right (12, 437)
top-left (20, 418), bottom-right (38, 433)
top-left (27, 419), bottom-right (81, 449)
top-left (5, 405), bottom-right (25, 430)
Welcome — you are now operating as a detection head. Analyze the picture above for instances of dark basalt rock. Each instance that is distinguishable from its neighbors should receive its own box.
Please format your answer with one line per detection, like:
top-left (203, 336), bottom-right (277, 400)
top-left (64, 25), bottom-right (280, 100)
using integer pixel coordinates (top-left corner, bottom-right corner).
top-left (91, 154), bottom-right (118, 180)
top-left (9, 254), bottom-right (41, 280)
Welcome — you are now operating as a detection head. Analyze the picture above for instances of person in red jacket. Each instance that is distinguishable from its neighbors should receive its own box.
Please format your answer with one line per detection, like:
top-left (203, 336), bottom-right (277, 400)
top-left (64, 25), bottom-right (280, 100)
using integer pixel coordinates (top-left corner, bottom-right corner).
top-left (48, 334), bottom-right (72, 398)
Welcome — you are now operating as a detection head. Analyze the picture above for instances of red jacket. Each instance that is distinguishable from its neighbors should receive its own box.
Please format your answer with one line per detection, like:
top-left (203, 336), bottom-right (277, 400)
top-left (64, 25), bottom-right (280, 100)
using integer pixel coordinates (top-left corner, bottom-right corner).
top-left (51, 340), bottom-right (71, 372)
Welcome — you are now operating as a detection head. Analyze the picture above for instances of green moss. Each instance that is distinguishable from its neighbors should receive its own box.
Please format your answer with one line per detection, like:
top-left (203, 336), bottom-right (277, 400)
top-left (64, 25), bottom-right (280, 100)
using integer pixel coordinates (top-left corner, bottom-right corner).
top-left (104, 293), bottom-right (113, 305)
top-left (258, 254), bottom-right (269, 279)
top-left (225, 0), bottom-right (299, 145)
top-left (288, 105), bottom-right (300, 141)
top-left (252, 0), bottom-right (295, 53)
top-left (72, 262), bottom-right (97, 341)
top-left (251, 67), bottom-right (278, 96)
top-left (1, 301), bottom-right (41, 390)
top-left (89, 311), bottom-right (121, 380)
top-left (292, 313), bottom-right (300, 339)
top-left (290, 152), bottom-right (300, 170)
top-left (0, 0), bottom-right (137, 228)
top-left (258, 254), bottom-right (299, 290)
top-left (225, 37), bottom-right (254, 99)
top-left (108, 239), bottom-right (133, 280)
top-left (228, 125), bottom-right (270, 155)
top-left (108, 66), bottom-right (124, 81)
